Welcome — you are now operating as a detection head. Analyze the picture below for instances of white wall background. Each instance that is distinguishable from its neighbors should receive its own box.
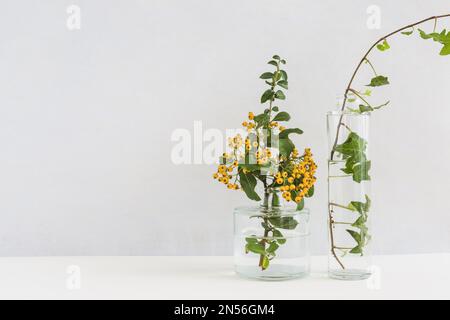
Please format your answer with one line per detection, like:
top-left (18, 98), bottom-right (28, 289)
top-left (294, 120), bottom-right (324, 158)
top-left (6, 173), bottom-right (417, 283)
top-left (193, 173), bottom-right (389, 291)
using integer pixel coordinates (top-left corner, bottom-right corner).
top-left (0, 0), bottom-right (449, 256)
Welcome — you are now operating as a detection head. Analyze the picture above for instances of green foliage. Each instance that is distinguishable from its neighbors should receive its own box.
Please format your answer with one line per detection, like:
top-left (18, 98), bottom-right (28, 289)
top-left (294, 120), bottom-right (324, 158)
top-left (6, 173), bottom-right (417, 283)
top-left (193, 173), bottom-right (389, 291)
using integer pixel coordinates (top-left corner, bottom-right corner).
top-left (244, 212), bottom-right (299, 270)
top-left (279, 128), bottom-right (303, 139)
top-left (272, 111), bottom-right (291, 122)
top-left (334, 132), bottom-right (371, 183)
top-left (367, 75), bottom-right (390, 87)
top-left (269, 216), bottom-right (299, 230)
top-left (345, 195), bottom-right (372, 255)
top-left (418, 28), bottom-right (450, 55)
top-left (376, 39), bottom-right (391, 51)
top-left (239, 171), bottom-right (261, 201)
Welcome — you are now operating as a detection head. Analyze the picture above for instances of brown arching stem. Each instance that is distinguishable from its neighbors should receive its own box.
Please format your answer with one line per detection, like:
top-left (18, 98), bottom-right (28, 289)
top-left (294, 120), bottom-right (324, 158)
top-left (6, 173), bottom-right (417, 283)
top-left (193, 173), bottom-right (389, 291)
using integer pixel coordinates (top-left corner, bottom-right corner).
top-left (328, 14), bottom-right (450, 270)
top-left (330, 14), bottom-right (450, 160)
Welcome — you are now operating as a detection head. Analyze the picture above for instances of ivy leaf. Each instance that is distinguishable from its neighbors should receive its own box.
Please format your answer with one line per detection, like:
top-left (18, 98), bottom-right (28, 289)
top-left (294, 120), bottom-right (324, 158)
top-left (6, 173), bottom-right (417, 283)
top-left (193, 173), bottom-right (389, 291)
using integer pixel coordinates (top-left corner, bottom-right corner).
top-left (335, 132), bottom-right (371, 183)
top-left (269, 216), bottom-right (298, 230)
top-left (376, 39), bottom-right (390, 51)
top-left (348, 195), bottom-right (371, 215)
top-left (347, 229), bottom-right (361, 244)
top-left (239, 171), bottom-right (261, 201)
top-left (353, 160), bottom-right (371, 183)
top-left (440, 43), bottom-right (450, 56)
top-left (279, 128), bottom-right (303, 139)
top-left (367, 75), bottom-right (390, 87)
top-left (260, 72), bottom-right (274, 80)
top-left (272, 111), bottom-right (291, 122)
top-left (279, 138), bottom-right (295, 158)
top-left (260, 89), bottom-right (274, 103)
top-left (277, 80), bottom-right (288, 89)
top-left (275, 90), bottom-right (286, 100)
top-left (401, 29), bottom-right (414, 36)
top-left (359, 105), bottom-right (373, 113)
top-left (350, 246), bottom-right (363, 255)
top-left (334, 132), bottom-right (367, 157)
top-left (418, 29), bottom-right (442, 41)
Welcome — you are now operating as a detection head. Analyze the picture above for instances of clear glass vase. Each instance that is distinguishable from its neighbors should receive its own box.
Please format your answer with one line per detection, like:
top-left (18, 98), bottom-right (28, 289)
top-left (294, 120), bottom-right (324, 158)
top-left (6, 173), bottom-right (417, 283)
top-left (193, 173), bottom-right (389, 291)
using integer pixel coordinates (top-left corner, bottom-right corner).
top-left (327, 111), bottom-right (372, 280)
top-left (234, 189), bottom-right (310, 281)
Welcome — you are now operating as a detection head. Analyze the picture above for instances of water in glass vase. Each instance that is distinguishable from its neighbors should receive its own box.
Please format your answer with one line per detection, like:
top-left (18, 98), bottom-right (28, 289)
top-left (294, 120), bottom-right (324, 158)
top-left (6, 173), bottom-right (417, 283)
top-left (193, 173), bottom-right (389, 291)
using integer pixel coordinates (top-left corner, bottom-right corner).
top-left (328, 159), bottom-right (372, 280)
top-left (234, 207), bottom-right (310, 281)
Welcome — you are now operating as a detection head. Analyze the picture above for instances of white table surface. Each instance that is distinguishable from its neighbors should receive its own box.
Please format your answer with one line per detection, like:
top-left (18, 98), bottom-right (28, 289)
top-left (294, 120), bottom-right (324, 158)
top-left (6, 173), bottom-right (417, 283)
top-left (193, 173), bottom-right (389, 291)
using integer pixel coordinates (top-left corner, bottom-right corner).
top-left (0, 254), bottom-right (448, 300)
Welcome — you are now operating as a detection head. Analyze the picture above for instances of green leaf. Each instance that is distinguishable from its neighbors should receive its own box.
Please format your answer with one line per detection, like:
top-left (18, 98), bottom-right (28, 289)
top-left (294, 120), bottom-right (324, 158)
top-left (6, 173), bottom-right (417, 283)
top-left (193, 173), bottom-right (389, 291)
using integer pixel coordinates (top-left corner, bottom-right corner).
top-left (245, 237), bottom-right (258, 245)
top-left (260, 89), bottom-right (274, 103)
top-left (272, 55), bottom-right (280, 60)
top-left (268, 60), bottom-right (278, 67)
top-left (347, 229), bottom-right (361, 244)
top-left (277, 80), bottom-right (288, 89)
top-left (260, 72), bottom-right (274, 80)
top-left (401, 29), bottom-right (414, 36)
top-left (358, 105), bottom-right (373, 113)
top-left (246, 242), bottom-right (266, 255)
top-left (269, 216), bottom-right (298, 230)
top-left (280, 59), bottom-right (286, 64)
top-left (353, 160), bottom-right (371, 183)
top-left (272, 106), bottom-right (279, 112)
top-left (306, 185), bottom-right (314, 198)
top-left (440, 43), bottom-right (450, 55)
top-left (279, 138), bottom-right (295, 158)
top-left (272, 111), bottom-right (291, 122)
top-left (335, 132), bottom-right (371, 183)
top-left (350, 246), bottom-right (363, 254)
top-left (279, 128), bottom-right (303, 139)
top-left (280, 70), bottom-right (288, 81)
top-left (419, 29), bottom-right (441, 41)
top-left (296, 198), bottom-right (305, 210)
top-left (272, 192), bottom-right (280, 207)
top-left (254, 113), bottom-right (270, 128)
top-left (376, 39), bottom-right (390, 51)
top-left (239, 171), bottom-right (261, 201)
top-left (334, 132), bottom-right (367, 157)
top-left (349, 195), bottom-right (371, 216)
top-left (367, 75), bottom-right (390, 87)
top-left (261, 255), bottom-right (270, 269)
top-left (275, 90), bottom-right (286, 100)
top-left (267, 242), bottom-right (279, 253)
top-left (272, 229), bottom-right (286, 244)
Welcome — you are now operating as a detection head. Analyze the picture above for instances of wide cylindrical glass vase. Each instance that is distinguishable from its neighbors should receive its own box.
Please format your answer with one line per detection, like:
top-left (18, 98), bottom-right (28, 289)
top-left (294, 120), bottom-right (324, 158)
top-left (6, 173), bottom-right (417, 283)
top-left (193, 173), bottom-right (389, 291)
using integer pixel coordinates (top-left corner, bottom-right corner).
top-left (234, 190), bottom-right (310, 281)
top-left (327, 111), bottom-right (372, 280)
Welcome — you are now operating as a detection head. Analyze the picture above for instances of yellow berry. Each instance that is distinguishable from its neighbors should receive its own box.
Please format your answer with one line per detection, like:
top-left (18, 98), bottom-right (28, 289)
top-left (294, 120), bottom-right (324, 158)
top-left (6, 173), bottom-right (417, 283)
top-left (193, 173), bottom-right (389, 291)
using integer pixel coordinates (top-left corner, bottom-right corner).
top-left (248, 112), bottom-right (254, 120)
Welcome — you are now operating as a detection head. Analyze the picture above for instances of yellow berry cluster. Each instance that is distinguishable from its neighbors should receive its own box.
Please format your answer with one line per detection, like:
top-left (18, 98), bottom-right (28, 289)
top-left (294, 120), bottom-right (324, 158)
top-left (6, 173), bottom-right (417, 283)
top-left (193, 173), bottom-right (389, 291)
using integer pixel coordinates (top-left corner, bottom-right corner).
top-left (213, 159), bottom-right (240, 190)
top-left (276, 148), bottom-right (317, 204)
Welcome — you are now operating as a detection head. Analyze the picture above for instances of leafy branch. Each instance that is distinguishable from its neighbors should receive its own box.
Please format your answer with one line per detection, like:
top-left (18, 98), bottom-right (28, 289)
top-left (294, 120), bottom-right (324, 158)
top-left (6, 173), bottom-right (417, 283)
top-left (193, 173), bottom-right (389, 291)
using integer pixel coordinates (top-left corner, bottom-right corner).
top-left (328, 14), bottom-right (450, 270)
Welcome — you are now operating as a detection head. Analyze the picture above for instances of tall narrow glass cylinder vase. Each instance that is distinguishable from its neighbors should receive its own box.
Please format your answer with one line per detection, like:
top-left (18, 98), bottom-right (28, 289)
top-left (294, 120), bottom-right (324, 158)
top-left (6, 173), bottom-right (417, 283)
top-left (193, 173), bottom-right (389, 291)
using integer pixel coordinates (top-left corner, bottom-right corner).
top-left (327, 111), bottom-right (372, 280)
